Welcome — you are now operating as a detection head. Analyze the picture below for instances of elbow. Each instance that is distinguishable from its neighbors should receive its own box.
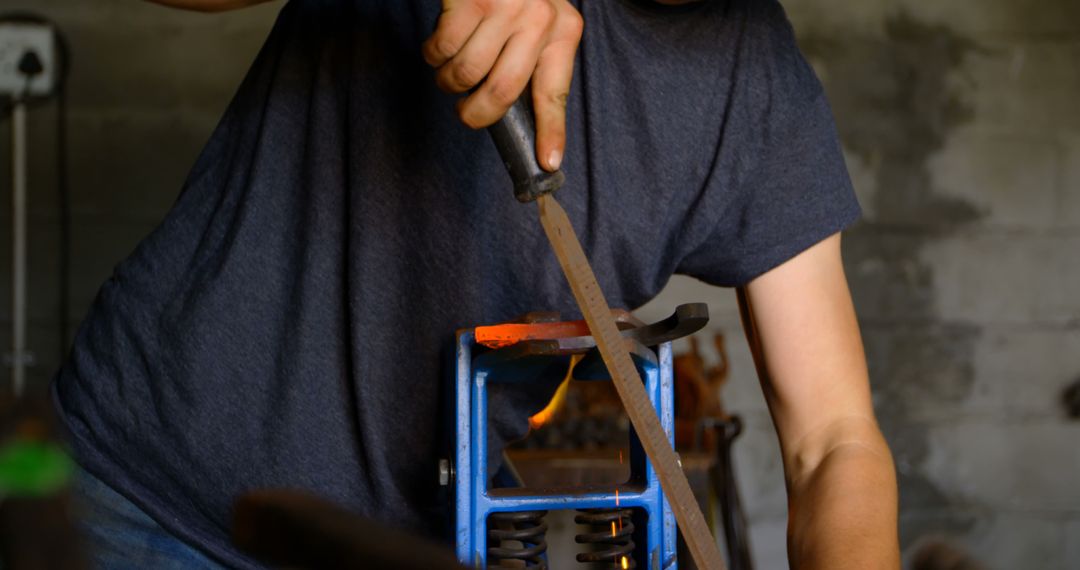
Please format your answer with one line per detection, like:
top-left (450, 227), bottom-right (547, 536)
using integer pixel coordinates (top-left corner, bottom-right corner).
top-left (785, 415), bottom-right (895, 490)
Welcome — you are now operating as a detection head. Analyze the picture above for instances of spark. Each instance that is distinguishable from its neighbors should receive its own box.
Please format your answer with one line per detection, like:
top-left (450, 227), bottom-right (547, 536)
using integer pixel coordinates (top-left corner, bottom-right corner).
top-left (621, 555), bottom-right (629, 569)
top-left (615, 488), bottom-right (619, 506)
top-left (611, 521), bottom-right (617, 537)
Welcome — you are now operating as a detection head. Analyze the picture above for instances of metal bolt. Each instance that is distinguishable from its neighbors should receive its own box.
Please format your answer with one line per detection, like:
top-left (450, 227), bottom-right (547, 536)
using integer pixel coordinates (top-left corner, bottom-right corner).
top-left (438, 459), bottom-right (454, 486)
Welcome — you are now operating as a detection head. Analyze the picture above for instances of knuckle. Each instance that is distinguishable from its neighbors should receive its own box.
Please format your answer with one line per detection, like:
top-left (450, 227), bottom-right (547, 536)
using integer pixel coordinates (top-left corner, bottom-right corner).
top-left (561, 9), bottom-right (584, 38)
top-left (546, 90), bottom-right (569, 110)
top-left (435, 65), bottom-right (453, 87)
top-left (458, 107), bottom-right (484, 130)
top-left (451, 60), bottom-right (484, 88)
top-left (434, 38), bottom-right (459, 60)
top-left (529, 1), bottom-right (557, 25)
top-left (487, 78), bottom-right (520, 107)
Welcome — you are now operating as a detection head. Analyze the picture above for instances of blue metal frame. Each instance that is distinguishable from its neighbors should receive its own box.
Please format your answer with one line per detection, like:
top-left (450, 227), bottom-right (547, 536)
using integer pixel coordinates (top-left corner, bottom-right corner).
top-left (454, 330), bottom-right (678, 569)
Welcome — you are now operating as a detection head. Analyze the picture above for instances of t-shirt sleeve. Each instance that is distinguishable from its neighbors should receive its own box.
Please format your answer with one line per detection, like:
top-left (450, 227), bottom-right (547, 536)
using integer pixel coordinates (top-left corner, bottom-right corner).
top-left (675, 0), bottom-right (860, 287)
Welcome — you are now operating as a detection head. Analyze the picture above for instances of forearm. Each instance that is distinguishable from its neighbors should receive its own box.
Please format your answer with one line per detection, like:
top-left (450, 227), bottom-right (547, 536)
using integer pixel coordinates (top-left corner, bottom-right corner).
top-left (786, 420), bottom-right (899, 570)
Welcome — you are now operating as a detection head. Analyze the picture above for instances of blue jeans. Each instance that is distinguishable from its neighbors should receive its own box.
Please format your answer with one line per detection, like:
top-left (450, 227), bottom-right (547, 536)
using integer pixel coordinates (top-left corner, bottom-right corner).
top-left (71, 469), bottom-right (226, 569)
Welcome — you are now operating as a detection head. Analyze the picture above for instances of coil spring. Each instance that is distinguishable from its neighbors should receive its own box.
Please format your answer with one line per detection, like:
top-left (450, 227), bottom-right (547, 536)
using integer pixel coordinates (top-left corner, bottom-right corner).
top-left (574, 508), bottom-right (636, 568)
top-left (487, 510), bottom-right (549, 569)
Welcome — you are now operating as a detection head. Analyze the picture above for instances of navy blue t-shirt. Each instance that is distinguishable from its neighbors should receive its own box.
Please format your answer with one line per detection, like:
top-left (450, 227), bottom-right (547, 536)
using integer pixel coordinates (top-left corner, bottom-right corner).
top-left (53, 0), bottom-right (859, 566)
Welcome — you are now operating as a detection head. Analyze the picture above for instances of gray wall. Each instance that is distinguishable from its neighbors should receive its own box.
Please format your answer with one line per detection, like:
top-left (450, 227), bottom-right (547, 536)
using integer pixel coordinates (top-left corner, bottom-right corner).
top-left (0, 0), bottom-right (280, 389)
top-left (2, 0), bottom-right (1077, 568)
top-left (643, 0), bottom-right (1080, 567)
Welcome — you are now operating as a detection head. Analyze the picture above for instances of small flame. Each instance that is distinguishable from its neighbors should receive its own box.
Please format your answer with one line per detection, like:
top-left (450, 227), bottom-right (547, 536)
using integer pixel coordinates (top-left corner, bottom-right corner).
top-left (611, 521), bottom-right (617, 537)
top-left (527, 377), bottom-right (568, 430)
top-left (528, 355), bottom-right (581, 430)
top-left (621, 556), bottom-right (629, 569)
top-left (615, 488), bottom-right (620, 506)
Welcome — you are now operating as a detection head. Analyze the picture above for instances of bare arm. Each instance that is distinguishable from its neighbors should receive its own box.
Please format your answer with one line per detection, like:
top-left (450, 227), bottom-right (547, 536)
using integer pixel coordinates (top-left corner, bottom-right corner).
top-left (739, 233), bottom-right (900, 569)
top-left (143, 0), bottom-right (273, 13)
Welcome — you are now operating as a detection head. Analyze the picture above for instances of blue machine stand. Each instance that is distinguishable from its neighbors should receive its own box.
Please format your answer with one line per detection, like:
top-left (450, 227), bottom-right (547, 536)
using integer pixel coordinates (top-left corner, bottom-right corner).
top-left (453, 326), bottom-right (679, 569)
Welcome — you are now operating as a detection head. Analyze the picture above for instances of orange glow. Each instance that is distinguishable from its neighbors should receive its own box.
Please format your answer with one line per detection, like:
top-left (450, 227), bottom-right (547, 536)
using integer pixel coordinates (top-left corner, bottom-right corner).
top-left (475, 321), bottom-right (590, 349)
top-left (621, 556), bottom-right (629, 569)
top-left (528, 377), bottom-right (569, 430)
top-left (615, 489), bottom-right (620, 506)
top-left (527, 355), bottom-right (582, 430)
top-left (611, 521), bottom-right (617, 536)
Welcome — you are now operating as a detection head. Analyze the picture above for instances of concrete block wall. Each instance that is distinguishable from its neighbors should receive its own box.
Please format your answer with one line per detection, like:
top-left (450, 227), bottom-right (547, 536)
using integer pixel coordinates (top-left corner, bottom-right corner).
top-left (0, 0), bottom-right (1076, 568)
top-left (0, 0), bottom-right (280, 391)
top-left (644, 0), bottom-right (1080, 567)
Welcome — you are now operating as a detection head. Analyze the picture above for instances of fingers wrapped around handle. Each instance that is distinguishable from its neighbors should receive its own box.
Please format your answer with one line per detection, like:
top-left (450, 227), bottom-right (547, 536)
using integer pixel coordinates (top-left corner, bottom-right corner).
top-left (424, 0), bottom-right (583, 173)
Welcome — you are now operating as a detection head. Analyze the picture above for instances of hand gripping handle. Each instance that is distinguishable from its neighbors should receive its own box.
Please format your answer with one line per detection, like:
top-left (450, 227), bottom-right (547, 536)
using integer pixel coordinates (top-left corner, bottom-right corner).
top-left (487, 96), bottom-right (565, 202)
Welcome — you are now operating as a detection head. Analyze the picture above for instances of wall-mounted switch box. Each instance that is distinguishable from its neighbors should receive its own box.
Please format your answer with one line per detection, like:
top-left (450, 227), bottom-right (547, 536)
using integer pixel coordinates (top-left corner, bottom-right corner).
top-left (0, 22), bottom-right (59, 99)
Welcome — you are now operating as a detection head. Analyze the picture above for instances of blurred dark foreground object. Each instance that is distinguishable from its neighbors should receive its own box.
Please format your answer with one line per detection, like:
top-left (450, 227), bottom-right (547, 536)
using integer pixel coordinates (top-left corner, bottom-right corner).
top-left (910, 538), bottom-right (985, 570)
top-left (1063, 377), bottom-right (1080, 419)
top-left (0, 391), bottom-right (86, 569)
top-left (0, 494), bottom-right (86, 570)
top-left (233, 490), bottom-right (466, 570)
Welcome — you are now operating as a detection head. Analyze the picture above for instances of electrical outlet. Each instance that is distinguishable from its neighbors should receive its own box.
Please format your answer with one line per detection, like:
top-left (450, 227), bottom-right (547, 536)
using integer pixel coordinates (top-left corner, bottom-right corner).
top-left (0, 22), bottom-right (58, 98)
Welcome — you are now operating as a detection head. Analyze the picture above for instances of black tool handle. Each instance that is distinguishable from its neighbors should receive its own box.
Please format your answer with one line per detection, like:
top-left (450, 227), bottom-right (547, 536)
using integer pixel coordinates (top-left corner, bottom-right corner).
top-left (488, 96), bottom-right (565, 202)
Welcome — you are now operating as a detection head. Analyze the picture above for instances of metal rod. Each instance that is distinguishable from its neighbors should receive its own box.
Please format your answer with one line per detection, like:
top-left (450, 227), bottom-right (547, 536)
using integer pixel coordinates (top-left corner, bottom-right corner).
top-left (12, 99), bottom-right (28, 397)
top-left (537, 194), bottom-right (726, 570)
